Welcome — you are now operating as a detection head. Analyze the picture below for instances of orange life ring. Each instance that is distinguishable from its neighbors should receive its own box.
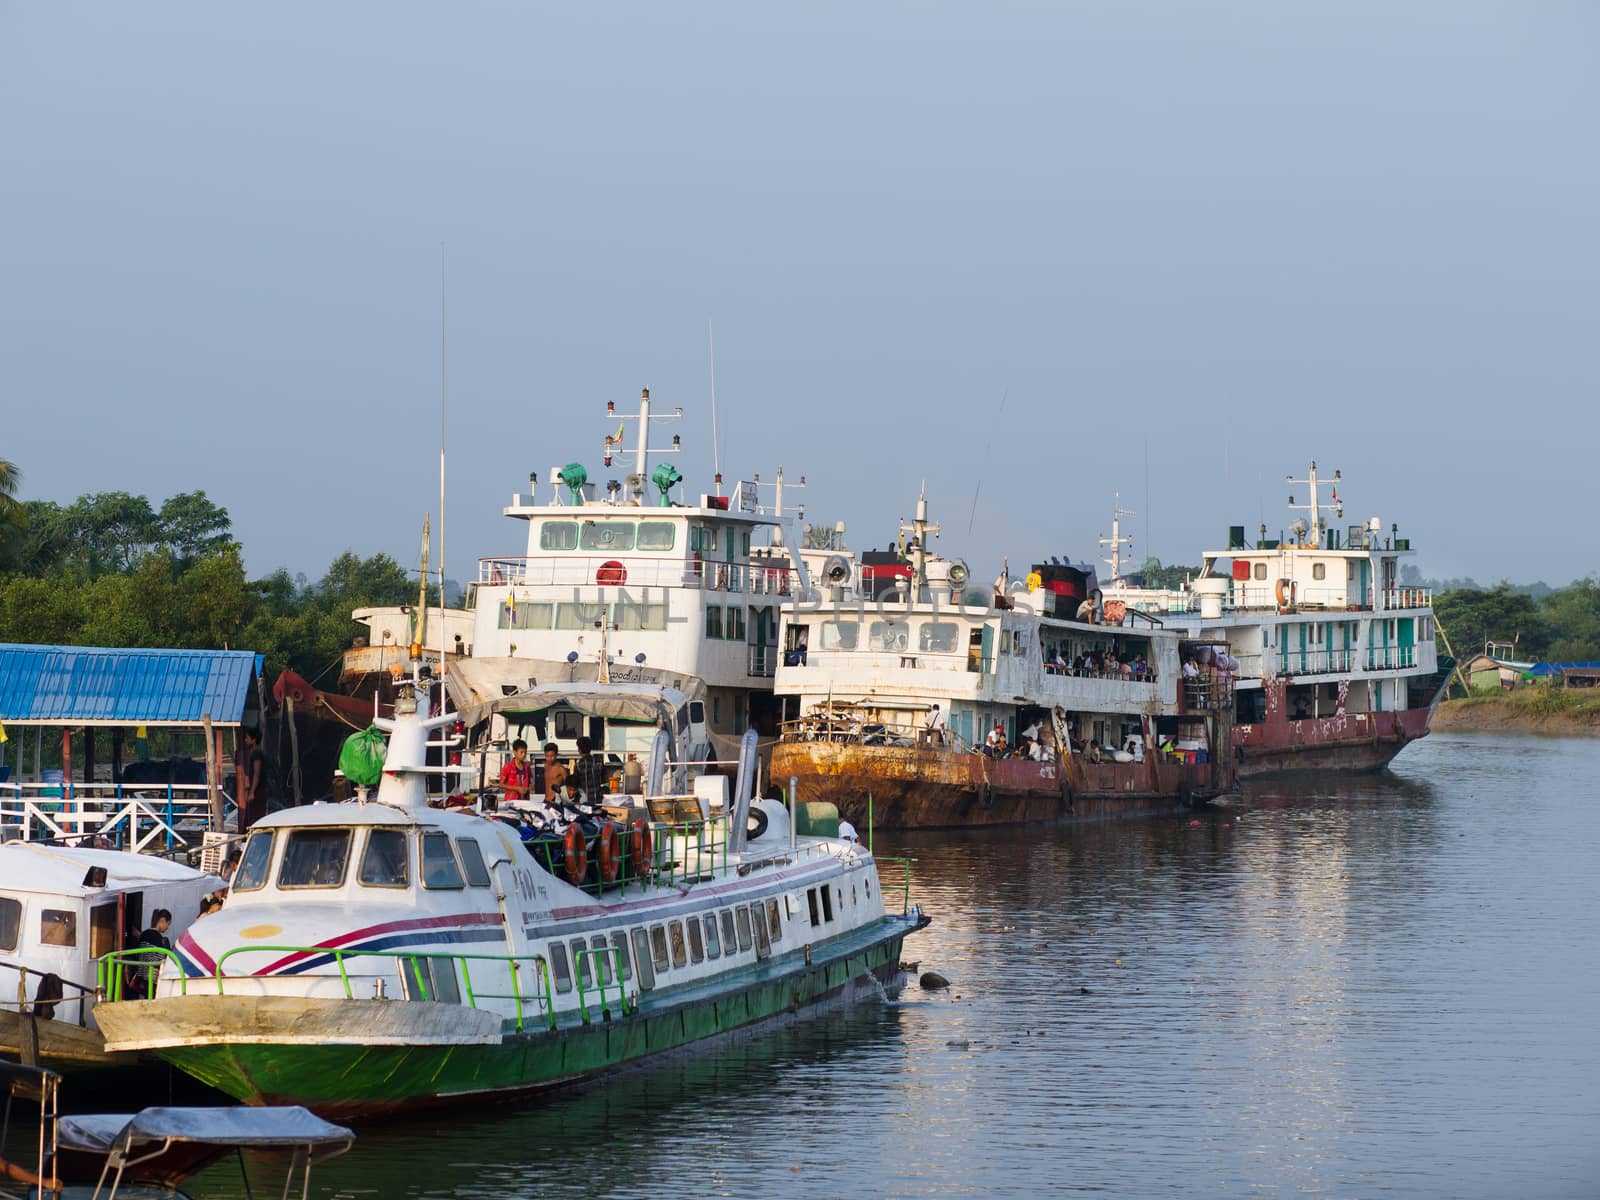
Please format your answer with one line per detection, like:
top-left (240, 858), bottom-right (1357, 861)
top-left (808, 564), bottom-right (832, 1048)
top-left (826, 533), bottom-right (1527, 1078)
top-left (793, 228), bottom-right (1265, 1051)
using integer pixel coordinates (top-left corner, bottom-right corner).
top-left (628, 816), bottom-right (654, 880)
top-left (562, 823), bottom-right (589, 885)
top-left (1274, 579), bottom-right (1296, 608)
top-left (596, 560), bottom-right (627, 586)
top-left (596, 820), bottom-right (623, 884)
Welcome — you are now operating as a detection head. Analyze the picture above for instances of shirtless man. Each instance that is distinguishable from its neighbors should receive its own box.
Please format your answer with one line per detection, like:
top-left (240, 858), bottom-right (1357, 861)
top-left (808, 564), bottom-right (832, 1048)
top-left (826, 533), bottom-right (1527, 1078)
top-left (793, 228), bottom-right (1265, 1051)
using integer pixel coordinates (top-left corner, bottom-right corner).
top-left (541, 742), bottom-right (570, 802)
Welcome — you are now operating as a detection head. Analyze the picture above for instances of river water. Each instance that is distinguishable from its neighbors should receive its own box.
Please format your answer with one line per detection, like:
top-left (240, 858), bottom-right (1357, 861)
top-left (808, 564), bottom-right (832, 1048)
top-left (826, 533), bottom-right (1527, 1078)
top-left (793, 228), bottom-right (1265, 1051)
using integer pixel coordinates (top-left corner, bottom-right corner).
top-left (173, 732), bottom-right (1596, 1198)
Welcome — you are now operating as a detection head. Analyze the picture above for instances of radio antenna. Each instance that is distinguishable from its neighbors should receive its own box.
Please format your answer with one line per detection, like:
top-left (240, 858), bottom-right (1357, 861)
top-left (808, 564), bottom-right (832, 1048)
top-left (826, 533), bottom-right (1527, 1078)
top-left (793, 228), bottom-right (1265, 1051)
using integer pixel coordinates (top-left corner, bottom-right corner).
top-left (708, 319), bottom-right (722, 491)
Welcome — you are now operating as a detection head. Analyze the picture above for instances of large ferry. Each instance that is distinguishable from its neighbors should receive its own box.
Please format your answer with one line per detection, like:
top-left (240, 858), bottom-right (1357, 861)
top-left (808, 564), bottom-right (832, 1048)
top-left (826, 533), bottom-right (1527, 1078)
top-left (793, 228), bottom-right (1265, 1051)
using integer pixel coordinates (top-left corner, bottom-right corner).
top-left (1101, 464), bottom-right (1447, 776)
top-left (341, 389), bottom-right (810, 769)
top-left (768, 493), bottom-right (1238, 829)
top-left (93, 673), bottom-right (927, 1118)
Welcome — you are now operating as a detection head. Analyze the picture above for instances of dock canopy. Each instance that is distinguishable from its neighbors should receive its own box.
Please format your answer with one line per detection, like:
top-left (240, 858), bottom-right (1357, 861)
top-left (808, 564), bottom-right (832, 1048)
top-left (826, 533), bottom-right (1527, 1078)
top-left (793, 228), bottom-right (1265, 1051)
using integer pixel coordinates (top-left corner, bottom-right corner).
top-left (0, 643), bottom-right (262, 728)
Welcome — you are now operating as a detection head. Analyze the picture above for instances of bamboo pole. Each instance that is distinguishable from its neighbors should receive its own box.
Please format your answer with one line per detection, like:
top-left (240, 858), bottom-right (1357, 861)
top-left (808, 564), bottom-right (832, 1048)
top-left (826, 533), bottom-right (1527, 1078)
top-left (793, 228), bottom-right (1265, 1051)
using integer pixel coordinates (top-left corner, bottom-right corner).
top-left (202, 714), bottom-right (224, 832)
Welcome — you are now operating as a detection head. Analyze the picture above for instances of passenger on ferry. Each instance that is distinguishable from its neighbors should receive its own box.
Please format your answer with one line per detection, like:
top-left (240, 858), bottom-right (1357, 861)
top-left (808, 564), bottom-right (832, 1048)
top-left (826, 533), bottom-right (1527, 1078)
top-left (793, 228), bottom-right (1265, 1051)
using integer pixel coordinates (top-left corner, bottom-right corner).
top-left (837, 819), bottom-right (862, 847)
top-left (1088, 739), bottom-right (1103, 764)
top-left (1181, 656), bottom-right (1199, 679)
top-left (499, 739), bottom-right (532, 800)
top-left (572, 736), bottom-right (607, 799)
top-left (541, 743), bottom-right (570, 802)
top-left (985, 723), bottom-right (1008, 756)
top-left (924, 703), bottom-right (948, 745)
top-left (1075, 594), bottom-right (1098, 623)
top-left (138, 910), bottom-right (173, 953)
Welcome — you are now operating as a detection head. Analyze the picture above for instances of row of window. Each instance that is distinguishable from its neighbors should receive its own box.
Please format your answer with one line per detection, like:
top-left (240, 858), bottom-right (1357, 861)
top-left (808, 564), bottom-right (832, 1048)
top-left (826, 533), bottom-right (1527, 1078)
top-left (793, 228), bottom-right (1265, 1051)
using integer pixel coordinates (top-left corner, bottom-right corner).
top-left (540, 521), bottom-right (678, 553)
top-left (813, 620), bottom-right (964, 654)
top-left (232, 827), bottom-right (493, 893)
top-left (499, 600), bottom-right (670, 632)
top-left (537, 522), bottom-right (756, 557)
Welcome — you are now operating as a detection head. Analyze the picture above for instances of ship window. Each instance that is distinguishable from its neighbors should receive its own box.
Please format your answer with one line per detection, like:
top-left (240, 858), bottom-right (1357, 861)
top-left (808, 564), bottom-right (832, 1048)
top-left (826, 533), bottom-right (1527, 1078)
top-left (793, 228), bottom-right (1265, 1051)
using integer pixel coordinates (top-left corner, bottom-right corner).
top-left (821, 886), bottom-right (835, 923)
top-left (572, 939), bottom-right (593, 989)
top-left (687, 915), bottom-right (705, 963)
top-left (589, 935), bottom-right (613, 985)
top-left (614, 601), bottom-right (668, 631)
top-left (0, 898), bottom-right (19, 952)
top-left (554, 711), bottom-right (583, 740)
top-left (637, 522), bottom-right (675, 551)
top-left (818, 621), bottom-right (858, 650)
top-left (359, 829), bottom-right (410, 888)
top-left (741, 531), bottom-right (751, 556)
top-left (540, 521), bottom-right (578, 551)
top-left (720, 909), bottom-right (737, 953)
top-left (690, 701), bottom-right (705, 724)
top-left (556, 602), bottom-right (609, 630)
top-left (705, 607), bottom-right (724, 639)
top-left (920, 622), bottom-right (959, 653)
top-left (456, 838), bottom-right (492, 887)
top-left (40, 909), bottom-right (77, 947)
top-left (499, 601), bottom-right (553, 630)
top-left (1254, 563), bottom-right (1268, 580)
top-left (233, 830), bottom-right (274, 893)
top-left (702, 913), bottom-right (721, 959)
top-left (423, 958), bottom-right (461, 1005)
top-left (669, 920), bottom-right (688, 968)
top-left (580, 521), bottom-right (635, 552)
top-left (549, 943), bottom-right (572, 994)
top-left (89, 903), bottom-right (118, 958)
top-left (650, 924), bottom-right (670, 971)
top-left (807, 887), bottom-right (821, 927)
top-left (1313, 563), bottom-right (1327, 581)
top-left (630, 928), bottom-right (655, 989)
top-left (609, 931), bottom-right (633, 981)
top-left (726, 607), bottom-right (746, 640)
top-left (735, 906), bottom-right (753, 951)
top-left (752, 903), bottom-right (772, 959)
top-left (868, 621), bottom-right (908, 652)
top-left (279, 829), bottom-right (351, 889)
top-left (420, 832), bottom-right (464, 890)
top-left (766, 899), bottom-right (782, 940)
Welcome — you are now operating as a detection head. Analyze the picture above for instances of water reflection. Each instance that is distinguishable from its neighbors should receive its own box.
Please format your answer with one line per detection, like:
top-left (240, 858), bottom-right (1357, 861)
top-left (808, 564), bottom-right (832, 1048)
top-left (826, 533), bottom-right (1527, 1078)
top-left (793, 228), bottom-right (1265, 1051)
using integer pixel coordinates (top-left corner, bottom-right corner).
top-left (187, 732), bottom-right (1600, 1198)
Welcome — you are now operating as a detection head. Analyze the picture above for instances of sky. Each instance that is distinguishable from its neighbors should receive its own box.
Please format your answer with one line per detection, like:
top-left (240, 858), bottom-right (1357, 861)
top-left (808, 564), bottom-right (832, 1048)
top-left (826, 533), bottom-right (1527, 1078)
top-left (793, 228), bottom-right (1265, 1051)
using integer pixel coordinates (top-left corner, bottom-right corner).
top-left (3, 2), bottom-right (1597, 587)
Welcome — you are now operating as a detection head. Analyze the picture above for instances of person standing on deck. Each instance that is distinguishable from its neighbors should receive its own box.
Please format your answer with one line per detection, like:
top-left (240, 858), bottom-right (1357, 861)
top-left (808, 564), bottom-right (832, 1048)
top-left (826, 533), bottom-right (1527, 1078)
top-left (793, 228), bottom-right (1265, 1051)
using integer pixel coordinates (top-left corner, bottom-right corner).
top-left (542, 743), bottom-right (571, 803)
top-left (572, 737), bottom-right (606, 799)
top-left (237, 727), bottom-right (268, 829)
top-left (924, 703), bottom-right (947, 746)
top-left (499, 739), bottom-right (532, 800)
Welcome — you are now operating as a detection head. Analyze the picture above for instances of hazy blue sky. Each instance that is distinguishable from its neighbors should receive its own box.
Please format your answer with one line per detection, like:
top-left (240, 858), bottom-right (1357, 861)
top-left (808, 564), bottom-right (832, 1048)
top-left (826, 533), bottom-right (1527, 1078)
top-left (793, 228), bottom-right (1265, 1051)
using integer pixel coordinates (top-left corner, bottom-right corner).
top-left (3, 2), bottom-right (1596, 586)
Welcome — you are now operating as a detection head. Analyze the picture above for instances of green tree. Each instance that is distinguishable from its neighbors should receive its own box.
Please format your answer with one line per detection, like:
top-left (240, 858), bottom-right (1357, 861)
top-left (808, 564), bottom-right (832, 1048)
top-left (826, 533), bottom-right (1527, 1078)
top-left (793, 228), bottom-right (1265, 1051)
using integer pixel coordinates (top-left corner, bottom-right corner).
top-left (1434, 584), bottom-right (1550, 661)
top-left (1538, 578), bottom-right (1600, 661)
top-left (158, 491), bottom-right (233, 563)
top-left (0, 459), bottom-right (24, 567)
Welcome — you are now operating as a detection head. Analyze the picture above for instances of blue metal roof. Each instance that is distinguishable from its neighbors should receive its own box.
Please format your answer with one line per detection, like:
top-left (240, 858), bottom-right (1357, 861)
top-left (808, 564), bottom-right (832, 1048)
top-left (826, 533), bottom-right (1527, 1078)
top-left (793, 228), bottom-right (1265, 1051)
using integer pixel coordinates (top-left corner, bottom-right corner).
top-left (0, 644), bottom-right (263, 726)
top-left (1525, 661), bottom-right (1600, 677)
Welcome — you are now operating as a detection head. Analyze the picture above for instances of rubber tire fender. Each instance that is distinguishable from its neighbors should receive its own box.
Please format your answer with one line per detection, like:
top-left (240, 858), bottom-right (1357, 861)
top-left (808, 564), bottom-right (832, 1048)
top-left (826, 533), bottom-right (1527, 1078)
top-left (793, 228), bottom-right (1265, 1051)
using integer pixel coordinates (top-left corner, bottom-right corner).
top-left (977, 781), bottom-right (993, 811)
top-left (746, 805), bottom-right (770, 841)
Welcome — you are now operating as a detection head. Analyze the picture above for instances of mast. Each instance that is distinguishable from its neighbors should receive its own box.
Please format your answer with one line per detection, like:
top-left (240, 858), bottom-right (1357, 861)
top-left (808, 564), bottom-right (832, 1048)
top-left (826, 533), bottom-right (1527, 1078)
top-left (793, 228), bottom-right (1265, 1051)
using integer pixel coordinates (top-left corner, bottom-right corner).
top-left (1286, 462), bottom-right (1343, 548)
top-left (899, 485), bottom-right (940, 598)
top-left (1099, 495), bottom-right (1136, 584)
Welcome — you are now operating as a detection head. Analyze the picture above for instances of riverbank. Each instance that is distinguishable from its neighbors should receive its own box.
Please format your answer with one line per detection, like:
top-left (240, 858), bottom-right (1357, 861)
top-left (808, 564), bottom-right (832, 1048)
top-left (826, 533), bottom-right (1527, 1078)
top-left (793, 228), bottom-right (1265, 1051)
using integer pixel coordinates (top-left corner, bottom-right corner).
top-left (1433, 691), bottom-right (1600, 736)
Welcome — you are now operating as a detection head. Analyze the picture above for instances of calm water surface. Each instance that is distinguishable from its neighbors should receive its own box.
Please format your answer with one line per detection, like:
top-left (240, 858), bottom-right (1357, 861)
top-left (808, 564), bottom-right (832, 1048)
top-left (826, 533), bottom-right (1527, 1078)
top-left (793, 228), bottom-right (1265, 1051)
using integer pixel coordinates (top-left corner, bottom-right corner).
top-left (188, 733), bottom-right (1596, 1199)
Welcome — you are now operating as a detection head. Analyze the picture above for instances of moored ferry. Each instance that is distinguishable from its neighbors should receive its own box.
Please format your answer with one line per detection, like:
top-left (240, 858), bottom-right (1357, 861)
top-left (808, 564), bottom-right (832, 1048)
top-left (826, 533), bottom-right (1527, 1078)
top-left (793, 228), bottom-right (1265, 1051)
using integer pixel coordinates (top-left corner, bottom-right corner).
top-left (1101, 464), bottom-right (1448, 776)
top-left (769, 493), bottom-right (1238, 830)
top-left (92, 675), bottom-right (927, 1118)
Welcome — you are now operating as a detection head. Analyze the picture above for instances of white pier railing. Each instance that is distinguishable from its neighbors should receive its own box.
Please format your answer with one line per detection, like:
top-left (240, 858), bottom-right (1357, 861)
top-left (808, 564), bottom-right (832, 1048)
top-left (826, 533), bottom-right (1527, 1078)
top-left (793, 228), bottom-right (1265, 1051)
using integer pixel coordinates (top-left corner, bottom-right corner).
top-left (0, 781), bottom-right (230, 853)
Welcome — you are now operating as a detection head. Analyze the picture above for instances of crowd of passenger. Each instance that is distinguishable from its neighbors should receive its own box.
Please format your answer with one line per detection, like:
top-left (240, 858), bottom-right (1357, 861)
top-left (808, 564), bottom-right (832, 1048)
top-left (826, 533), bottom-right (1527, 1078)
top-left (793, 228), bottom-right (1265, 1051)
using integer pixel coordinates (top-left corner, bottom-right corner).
top-left (1044, 646), bottom-right (1154, 681)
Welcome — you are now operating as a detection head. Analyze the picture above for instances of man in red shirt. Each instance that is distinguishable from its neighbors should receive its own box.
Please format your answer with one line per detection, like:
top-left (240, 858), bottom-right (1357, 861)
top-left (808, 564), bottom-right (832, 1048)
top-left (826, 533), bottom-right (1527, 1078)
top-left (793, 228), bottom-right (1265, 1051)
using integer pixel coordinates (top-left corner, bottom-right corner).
top-left (499, 739), bottom-right (532, 800)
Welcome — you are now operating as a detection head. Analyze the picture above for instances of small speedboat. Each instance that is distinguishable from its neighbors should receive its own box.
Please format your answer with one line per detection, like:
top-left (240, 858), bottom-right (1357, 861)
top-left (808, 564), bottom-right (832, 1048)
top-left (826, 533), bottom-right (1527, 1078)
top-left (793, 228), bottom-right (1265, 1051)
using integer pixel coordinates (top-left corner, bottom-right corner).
top-left (0, 1059), bottom-right (354, 1199)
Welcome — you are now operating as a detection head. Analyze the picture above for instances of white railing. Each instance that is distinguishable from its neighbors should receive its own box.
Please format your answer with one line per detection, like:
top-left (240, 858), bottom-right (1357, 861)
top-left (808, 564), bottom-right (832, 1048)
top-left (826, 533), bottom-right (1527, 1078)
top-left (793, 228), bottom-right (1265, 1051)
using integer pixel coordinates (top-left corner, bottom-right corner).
top-left (1365, 647), bottom-right (1418, 671)
top-left (748, 643), bottom-right (776, 678)
top-left (479, 555), bottom-right (792, 597)
top-left (0, 781), bottom-right (228, 852)
top-left (1277, 649), bottom-right (1358, 675)
top-left (1381, 587), bottom-right (1432, 610)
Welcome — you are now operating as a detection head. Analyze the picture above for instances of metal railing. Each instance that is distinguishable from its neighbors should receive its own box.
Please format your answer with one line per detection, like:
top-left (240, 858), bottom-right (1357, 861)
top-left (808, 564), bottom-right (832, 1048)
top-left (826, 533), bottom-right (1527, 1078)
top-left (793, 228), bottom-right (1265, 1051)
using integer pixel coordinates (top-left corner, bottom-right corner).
top-left (748, 643), bottom-right (776, 678)
top-left (100, 944), bottom-right (560, 1033)
top-left (1276, 649), bottom-right (1358, 675)
top-left (0, 781), bottom-right (227, 851)
top-left (1365, 646), bottom-right (1418, 670)
top-left (478, 555), bottom-right (792, 596)
top-left (1382, 587), bottom-right (1433, 610)
top-left (872, 856), bottom-right (914, 916)
top-left (2, 961), bottom-right (96, 1026)
top-left (572, 944), bottom-right (631, 1023)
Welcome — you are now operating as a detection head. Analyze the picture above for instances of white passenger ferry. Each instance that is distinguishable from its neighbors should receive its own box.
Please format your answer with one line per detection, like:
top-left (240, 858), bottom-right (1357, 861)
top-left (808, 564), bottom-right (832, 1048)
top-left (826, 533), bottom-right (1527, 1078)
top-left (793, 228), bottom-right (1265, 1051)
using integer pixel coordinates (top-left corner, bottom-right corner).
top-left (1101, 464), bottom-right (1447, 775)
top-left (770, 493), bottom-right (1237, 829)
top-left (93, 675), bottom-right (927, 1117)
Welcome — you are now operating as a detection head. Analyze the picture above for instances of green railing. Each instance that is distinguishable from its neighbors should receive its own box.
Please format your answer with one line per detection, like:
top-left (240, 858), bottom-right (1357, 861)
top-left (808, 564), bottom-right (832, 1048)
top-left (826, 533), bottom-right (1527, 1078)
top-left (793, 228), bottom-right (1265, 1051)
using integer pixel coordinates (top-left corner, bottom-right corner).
top-left (872, 856), bottom-right (914, 916)
top-left (99, 944), bottom-right (560, 1033)
top-left (526, 817), bottom-right (733, 897)
top-left (572, 944), bottom-right (632, 1024)
top-left (98, 946), bottom-right (190, 1002)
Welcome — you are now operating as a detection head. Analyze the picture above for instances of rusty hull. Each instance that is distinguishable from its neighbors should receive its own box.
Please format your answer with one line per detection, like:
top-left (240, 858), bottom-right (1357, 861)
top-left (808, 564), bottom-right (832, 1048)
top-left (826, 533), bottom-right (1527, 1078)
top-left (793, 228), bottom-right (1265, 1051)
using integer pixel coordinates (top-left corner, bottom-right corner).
top-left (770, 742), bottom-right (1221, 830)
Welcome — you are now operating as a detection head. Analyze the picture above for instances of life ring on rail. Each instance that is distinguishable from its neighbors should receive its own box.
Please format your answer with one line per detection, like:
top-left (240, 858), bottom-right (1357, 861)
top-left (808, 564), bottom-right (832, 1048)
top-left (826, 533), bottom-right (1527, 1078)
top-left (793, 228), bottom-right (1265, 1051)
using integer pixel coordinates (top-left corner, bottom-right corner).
top-left (563, 822), bottom-right (589, 885)
top-left (628, 817), bottom-right (654, 879)
top-left (596, 820), bottom-right (623, 884)
top-left (596, 560), bottom-right (627, 586)
top-left (1274, 579), bottom-right (1296, 608)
